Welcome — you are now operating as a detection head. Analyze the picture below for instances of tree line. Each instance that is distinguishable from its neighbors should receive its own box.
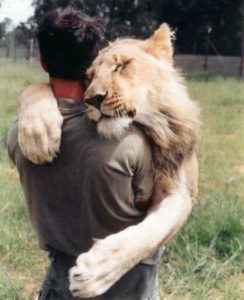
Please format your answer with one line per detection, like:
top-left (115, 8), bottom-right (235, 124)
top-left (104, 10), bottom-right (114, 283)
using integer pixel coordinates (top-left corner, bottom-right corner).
top-left (0, 0), bottom-right (243, 57)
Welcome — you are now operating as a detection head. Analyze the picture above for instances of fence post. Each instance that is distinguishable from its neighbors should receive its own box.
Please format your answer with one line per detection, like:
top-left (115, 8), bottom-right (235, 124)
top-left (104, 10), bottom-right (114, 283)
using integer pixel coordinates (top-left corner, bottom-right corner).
top-left (240, 1), bottom-right (244, 76)
top-left (29, 38), bottom-right (34, 63)
top-left (203, 26), bottom-right (212, 71)
top-left (240, 57), bottom-right (244, 77)
top-left (4, 33), bottom-right (9, 57)
top-left (13, 29), bottom-right (17, 62)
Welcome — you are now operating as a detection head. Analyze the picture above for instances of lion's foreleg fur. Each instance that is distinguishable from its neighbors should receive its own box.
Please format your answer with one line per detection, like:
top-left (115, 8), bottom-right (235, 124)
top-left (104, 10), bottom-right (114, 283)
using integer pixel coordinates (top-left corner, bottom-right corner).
top-left (102, 167), bottom-right (193, 266)
top-left (69, 169), bottom-right (193, 298)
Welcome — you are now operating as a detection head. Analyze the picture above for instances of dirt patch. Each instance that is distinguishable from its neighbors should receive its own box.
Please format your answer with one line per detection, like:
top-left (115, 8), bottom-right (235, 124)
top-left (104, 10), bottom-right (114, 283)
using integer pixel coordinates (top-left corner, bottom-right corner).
top-left (15, 272), bottom-right (42, 300)
top-left (160, 289), bottom-right (191, 300)
top-left (224, 273), bottom-right (244, 292)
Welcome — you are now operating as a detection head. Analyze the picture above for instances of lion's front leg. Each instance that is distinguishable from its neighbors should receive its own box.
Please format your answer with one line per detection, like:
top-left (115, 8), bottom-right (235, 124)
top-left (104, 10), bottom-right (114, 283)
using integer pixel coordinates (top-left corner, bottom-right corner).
top-left (18, 83), bottom-right (63, 164)
top-left (69, 169), bottom-right (193, 298)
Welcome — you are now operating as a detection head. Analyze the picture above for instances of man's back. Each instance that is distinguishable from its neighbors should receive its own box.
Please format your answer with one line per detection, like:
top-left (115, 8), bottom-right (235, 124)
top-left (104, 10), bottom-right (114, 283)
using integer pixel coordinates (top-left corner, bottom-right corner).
top-left (8, 99), bottom-right (154, 257)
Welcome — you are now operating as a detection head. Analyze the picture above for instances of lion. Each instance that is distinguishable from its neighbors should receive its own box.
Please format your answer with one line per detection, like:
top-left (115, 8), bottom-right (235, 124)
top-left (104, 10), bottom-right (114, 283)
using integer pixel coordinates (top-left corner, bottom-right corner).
top-left (17, 24), bottom-right (200, 298)
top-left (83, 23), bottom-right (200, 197)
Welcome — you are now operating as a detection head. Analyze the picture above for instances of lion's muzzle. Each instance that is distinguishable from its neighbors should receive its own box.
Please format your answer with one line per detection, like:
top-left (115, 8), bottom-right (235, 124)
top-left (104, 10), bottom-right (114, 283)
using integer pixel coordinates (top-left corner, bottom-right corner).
top-left (85, 92), bottom-right (108, 109)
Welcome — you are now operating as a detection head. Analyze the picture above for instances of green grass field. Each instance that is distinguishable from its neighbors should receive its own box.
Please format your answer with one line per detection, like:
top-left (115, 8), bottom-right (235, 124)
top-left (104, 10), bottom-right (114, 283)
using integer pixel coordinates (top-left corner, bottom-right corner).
top-left (0, 59), bottom-right (243, 300)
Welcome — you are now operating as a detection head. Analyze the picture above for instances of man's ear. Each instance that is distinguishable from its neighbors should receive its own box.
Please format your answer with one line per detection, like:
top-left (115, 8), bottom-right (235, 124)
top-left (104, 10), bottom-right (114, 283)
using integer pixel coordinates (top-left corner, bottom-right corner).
top-left (40, 56), bottom-right (49, 72)
top-left (142, 23), bottom-right (174, 64)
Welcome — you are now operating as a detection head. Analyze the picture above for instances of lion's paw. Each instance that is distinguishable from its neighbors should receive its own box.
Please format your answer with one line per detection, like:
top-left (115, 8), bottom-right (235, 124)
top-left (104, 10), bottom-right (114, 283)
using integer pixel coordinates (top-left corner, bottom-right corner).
top-left (18, 100), bottom-right (63, 164)
top-left (69, 234), bottom-right (138, 298)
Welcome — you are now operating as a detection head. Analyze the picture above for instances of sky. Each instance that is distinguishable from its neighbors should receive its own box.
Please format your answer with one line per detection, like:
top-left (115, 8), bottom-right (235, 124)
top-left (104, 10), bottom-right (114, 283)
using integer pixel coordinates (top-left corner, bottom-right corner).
top-left (0, 0), bottom-right (34, 28)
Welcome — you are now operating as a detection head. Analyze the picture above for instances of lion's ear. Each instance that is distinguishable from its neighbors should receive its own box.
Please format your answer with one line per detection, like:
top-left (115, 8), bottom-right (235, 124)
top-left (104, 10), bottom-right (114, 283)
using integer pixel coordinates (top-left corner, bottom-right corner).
top-left (142, 23), bottom-right (174, 63)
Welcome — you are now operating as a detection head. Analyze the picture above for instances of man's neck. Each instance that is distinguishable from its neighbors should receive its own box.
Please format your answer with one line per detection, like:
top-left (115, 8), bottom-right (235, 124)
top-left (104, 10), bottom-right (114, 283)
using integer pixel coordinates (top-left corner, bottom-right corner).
top-left (50, 77), bottom-right (85, 101)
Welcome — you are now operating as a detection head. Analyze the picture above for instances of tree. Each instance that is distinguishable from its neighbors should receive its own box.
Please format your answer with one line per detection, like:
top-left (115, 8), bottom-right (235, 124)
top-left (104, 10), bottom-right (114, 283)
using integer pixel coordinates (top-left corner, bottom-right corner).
top-left (31, 0), bottom-right (160, 41)
top-left (16, 17), bottom-right (37, 60)
top-left (32, 0), bottom-right (83, 23)
top-left (157, 0), bottom-right (242, 56)
top-left (31, 0), bottom-right (243, 56)
top-left (0, 18), bottom-right (13, 58)
top-left (0, 18), bottom-right (12, 41)
top-left (240, 0), bottom-right (244, 76)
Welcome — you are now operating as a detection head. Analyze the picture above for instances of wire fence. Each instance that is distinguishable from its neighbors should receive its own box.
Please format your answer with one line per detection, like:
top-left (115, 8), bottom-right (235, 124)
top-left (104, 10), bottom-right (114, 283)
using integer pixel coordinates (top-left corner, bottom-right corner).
top-left (0, 46), bottom-right (243, 77)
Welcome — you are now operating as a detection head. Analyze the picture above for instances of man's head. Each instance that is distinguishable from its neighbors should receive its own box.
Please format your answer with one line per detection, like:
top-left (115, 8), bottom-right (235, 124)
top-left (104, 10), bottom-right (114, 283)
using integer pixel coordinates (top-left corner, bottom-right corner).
top-left (37, 6), bottom-right (104, 80)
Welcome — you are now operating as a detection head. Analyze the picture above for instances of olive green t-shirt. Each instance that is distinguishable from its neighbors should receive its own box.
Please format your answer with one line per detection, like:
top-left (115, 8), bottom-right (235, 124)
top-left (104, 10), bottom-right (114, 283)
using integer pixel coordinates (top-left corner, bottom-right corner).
top-left (8, 99), bottom-right (154, 257)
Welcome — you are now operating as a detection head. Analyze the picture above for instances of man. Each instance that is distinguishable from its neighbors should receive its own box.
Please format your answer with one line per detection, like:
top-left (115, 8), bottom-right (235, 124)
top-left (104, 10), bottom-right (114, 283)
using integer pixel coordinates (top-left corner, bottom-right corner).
top-left (8, 6), bottom-right (161, 300)
top-left (8, 5), bottom-right (196, 300)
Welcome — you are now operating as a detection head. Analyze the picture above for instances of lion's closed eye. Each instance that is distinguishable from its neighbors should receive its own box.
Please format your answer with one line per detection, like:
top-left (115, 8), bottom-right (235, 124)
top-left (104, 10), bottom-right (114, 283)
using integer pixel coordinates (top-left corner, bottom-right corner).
top-left (86, 69), bottom-right (95, 81)
top-left (113, 60), bottom-right (133, 73)
top-left (114, 64), bottom-right (124, 72)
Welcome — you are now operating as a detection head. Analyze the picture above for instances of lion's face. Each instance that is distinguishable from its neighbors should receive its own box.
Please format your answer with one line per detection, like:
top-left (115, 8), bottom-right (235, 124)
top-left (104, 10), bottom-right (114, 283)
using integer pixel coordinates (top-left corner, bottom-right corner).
top-left (85, 43), bottom-right (149, 121)
top-left (84, 24), bottom-right (175, 138)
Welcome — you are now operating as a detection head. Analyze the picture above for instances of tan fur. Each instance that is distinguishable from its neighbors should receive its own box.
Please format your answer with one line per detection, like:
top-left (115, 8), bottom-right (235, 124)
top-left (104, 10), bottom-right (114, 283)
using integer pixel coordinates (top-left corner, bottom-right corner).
top-left (18, 83), bottom-right (63, 164)
top-left (85, 23), bottom-right (200, 198)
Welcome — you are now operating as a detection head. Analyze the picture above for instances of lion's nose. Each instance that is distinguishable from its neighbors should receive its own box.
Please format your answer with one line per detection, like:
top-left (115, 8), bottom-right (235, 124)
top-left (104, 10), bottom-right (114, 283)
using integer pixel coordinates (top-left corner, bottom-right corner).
top-left (85, 93), bottom-right (107, 109)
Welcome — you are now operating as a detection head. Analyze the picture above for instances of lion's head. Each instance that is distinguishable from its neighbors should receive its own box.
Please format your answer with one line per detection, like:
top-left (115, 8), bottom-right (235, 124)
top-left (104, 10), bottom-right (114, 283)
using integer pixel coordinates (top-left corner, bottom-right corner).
top-left (84, 24), bottom-right (200, 185)
top-left (85, 24), bottom-right (174, 135)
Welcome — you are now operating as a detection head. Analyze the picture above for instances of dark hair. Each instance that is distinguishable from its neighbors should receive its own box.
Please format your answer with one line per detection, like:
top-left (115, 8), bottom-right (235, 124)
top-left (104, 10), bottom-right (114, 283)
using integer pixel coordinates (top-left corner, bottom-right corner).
top-left (37, 7), bottom-right (104, 80)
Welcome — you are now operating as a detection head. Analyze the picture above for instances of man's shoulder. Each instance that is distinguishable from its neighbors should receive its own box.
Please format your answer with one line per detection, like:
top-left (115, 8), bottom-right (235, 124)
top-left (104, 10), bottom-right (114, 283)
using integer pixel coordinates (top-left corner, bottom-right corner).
top-left (107, 126), bottom-right (152, 169)
top-left (121, 126), bottom-right (151, 153)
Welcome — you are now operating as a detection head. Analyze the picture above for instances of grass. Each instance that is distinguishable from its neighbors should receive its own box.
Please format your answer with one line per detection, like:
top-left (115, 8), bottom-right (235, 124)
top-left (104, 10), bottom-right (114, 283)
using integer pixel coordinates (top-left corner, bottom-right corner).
top-left (0, 59), bottom-right (48, 300)
top-left (0, 59), bottom-right (243, 299)
top-left (159, 75), bottom-right (244, 299)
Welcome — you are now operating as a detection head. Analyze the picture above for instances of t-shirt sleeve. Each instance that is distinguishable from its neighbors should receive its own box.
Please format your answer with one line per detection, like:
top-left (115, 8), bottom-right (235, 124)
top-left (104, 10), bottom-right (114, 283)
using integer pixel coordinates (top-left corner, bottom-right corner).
top-left (7, 120), bottom-right (18, 165)
top-left (131, 129), bottom-right (154, 207)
